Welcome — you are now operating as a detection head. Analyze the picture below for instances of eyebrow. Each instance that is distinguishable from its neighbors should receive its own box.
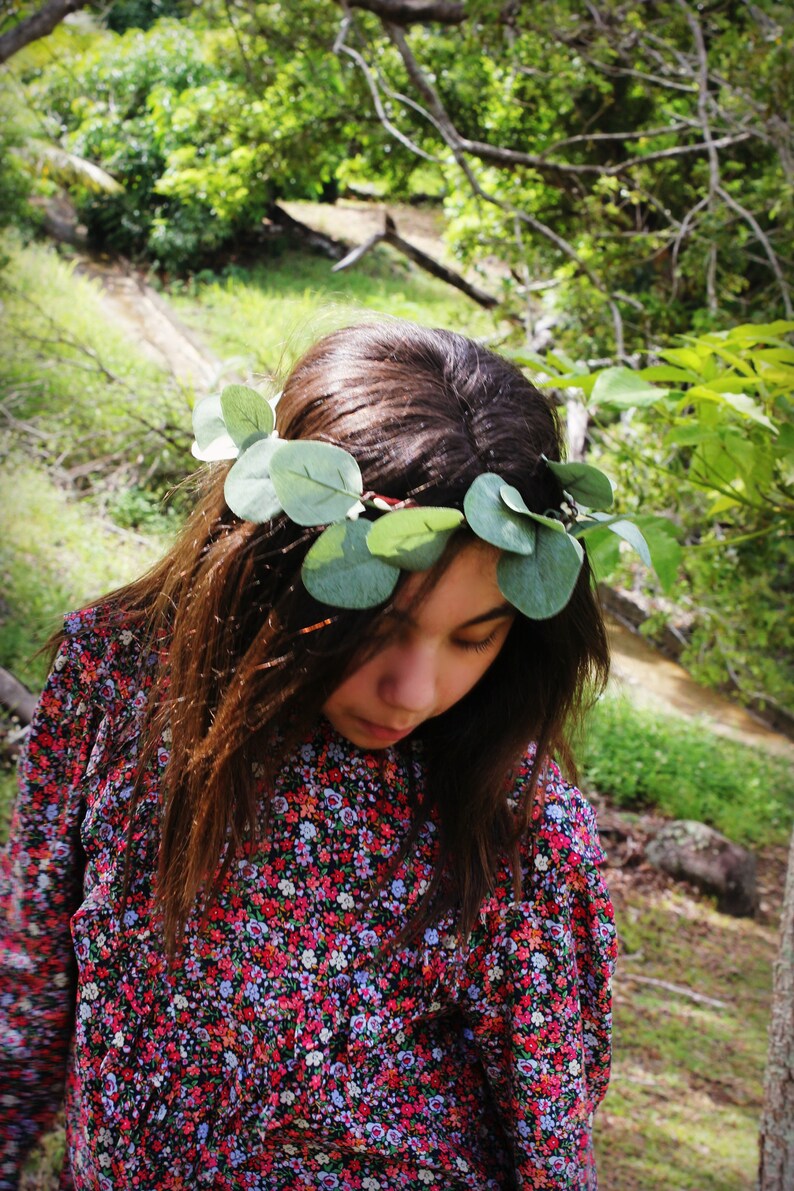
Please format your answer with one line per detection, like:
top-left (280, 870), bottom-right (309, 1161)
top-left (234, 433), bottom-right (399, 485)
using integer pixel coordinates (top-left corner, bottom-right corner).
top-left (390, 603), bottom-right (513, 631)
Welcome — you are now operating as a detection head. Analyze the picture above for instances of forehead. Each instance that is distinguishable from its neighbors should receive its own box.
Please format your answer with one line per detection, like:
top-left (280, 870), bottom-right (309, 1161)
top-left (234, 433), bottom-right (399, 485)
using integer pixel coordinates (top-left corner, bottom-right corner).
top-left (394, 542), bottom-right (509, 631)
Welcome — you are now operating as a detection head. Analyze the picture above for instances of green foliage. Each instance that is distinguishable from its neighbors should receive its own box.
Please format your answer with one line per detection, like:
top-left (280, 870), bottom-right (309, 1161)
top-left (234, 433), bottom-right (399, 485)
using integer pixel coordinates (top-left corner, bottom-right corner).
top-left (531, 321), bottom-right (794, 712)
top-left (340, 0), bottom-right (793, 353)
top-left (13, 6), bottom-right (395, 271)
top-left (578, 696), bottom-right (794, 845)
top-left (107, 0), bottom-right (184, 33)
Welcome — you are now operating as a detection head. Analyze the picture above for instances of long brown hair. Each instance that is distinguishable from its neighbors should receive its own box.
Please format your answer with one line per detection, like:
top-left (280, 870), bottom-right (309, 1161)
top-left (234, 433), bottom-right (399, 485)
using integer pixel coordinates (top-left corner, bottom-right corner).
top-left (76, 321), bottom-right (609, 955)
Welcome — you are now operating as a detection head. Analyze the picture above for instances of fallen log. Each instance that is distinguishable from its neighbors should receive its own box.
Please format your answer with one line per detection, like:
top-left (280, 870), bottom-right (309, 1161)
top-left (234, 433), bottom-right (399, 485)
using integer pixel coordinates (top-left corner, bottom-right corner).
top-left (264, 203), bottom-right (348, 261)
top-left (0, 667), bottom-right (37, 725)
top-left (333, 213), bottom-right (500, 309)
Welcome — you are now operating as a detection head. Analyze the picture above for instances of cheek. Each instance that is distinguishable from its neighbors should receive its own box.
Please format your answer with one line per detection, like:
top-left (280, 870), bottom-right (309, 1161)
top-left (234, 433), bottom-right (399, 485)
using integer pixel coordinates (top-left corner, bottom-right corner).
top-left (324, 659), bottom-right (376, 708)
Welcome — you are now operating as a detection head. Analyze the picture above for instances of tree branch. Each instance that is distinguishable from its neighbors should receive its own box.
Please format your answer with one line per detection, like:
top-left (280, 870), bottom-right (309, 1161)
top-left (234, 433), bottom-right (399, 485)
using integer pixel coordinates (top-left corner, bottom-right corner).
top-left (341, 0), bottom-right (465, 25)
top-left (333, 213), bottom-right (501, 308)
top-left (716, 186), bottom-right (793, 316)
top-left (383, 19), bottom-right (627, 356)
top-left (0, 0), bottom-right (90, 65)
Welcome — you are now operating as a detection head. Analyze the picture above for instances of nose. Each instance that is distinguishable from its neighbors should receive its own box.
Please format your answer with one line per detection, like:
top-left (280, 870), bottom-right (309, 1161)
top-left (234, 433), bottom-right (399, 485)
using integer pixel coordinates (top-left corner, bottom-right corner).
top-left (377, 642), bottom-right (437, 716)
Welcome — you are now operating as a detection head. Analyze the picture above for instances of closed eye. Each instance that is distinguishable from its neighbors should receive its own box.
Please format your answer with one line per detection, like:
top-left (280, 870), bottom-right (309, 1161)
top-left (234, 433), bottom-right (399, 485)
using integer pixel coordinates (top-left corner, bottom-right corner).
top-left (456, 630), bottom-right (499, 654)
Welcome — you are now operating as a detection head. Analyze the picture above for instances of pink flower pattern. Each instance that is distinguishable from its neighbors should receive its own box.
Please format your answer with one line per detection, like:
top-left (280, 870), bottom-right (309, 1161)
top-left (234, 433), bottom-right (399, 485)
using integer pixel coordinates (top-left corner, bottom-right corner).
top-left (0, 609), bottom-right (616, 1189)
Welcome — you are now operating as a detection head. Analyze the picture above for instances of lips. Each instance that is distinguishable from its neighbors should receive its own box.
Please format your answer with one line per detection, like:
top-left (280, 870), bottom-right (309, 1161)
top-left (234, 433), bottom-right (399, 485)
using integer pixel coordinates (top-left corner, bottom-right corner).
top-left (355, 716), bottom-right (416, 742)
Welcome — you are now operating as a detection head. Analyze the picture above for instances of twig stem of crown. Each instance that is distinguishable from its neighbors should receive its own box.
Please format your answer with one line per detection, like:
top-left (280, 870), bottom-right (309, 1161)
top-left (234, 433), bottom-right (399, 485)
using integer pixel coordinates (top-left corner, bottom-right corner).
top-left (192, 385), bottom-right (651, 619)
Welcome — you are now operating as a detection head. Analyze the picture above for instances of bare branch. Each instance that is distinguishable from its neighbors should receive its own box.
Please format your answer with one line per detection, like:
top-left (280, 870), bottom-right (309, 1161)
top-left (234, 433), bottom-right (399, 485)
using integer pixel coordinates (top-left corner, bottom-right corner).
top-left (620, 973), bottom-right (728, 1011)
top-left (459, 131), bottom-right (752, 177)
top-left (540, 123), bottom-right (691, 154)
top-left (333, 17), bottom-right (440, 162)
top-left (0, 0), bottom-right (90, 65)
top-left (716, 185), bottom-right (793, 317)
top-left (333, 214), bottom-right (501, 309)
top-left (383, 20), bottom-right (627, 355)
top-left (677, 0), bottom-right (721, 314)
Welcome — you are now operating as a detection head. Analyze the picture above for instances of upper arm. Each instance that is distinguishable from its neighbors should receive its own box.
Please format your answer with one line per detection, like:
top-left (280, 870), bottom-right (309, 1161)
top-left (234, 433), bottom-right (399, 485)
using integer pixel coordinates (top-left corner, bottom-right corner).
top-left (456, 771), bottom-right (616, 1187)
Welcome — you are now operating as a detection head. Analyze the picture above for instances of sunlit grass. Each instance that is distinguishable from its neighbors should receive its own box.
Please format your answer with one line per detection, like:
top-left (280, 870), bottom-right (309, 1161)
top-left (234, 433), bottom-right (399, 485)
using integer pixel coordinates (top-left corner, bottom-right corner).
top-left (166, 245), bottom-right (504, 380)
top-left (578, 694), bottom-right (794, 845)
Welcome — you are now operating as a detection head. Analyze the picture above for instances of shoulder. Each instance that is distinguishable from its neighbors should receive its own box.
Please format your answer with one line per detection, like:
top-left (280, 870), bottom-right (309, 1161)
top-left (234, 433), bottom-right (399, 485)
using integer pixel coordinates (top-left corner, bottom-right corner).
top-left (55, 604), bottom-right (155, 707)
top-left (509, 746), bottom-right (606, 877)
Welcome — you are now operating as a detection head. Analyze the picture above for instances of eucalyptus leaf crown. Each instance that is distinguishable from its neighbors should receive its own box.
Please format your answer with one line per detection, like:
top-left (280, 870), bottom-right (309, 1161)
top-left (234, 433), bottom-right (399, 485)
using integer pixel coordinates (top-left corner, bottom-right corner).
top-left (192, 384), bottom-right (651, 620)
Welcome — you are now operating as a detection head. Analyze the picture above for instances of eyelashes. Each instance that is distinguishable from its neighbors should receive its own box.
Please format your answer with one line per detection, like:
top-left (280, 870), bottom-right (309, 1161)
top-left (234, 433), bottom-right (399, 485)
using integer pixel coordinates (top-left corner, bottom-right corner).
top-left (456, 630), bottom-right (499, 654)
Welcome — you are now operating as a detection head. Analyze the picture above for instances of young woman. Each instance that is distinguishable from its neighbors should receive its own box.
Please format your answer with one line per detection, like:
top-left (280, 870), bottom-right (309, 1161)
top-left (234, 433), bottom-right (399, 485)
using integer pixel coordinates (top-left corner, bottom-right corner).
top-left (1, 321), bottom-right (617, 1190)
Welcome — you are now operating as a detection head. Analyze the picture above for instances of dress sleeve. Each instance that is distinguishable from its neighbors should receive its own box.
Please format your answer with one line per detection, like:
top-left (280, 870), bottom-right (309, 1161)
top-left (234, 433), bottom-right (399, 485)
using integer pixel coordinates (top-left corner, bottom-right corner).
top-left (0, 626), bottom-right (104, 1189)
top-left (457, 775), bottom-right (617, 1190)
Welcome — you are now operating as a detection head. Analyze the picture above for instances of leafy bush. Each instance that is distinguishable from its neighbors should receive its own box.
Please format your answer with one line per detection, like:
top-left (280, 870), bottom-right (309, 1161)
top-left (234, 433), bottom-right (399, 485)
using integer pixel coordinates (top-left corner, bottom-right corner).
top-left (22, 11), bottom-right (377, 272)
top-left (528, 322), bottom-right (794, 714)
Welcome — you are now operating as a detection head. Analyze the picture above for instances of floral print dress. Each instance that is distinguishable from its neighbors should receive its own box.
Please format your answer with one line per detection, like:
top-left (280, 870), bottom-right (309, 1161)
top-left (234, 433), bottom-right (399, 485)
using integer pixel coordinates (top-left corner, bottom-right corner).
top-left (0, 608), bottom-right (616, 1190)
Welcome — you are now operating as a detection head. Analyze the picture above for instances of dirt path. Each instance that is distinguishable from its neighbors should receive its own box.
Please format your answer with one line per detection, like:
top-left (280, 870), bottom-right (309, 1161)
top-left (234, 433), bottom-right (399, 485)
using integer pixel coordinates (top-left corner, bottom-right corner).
top-left (607, 620), bottom-right (794, 760)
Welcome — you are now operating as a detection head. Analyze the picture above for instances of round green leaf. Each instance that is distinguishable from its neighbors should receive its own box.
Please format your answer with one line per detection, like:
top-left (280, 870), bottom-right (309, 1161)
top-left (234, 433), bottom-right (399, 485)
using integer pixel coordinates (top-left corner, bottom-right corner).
top-left (223, 437), bottom-right (283, 523)
top-left (192, 393), bottom-right (227, 451)
top-left (497, 525), bottom-right (584, 619)
top-left (269, 440), bottom-right (363, 526)
top-left (499, 485), bottom-right (566, 533)
top-left (220, 385), bottom-right (275, 447)
top-left (542, 457), bottom-right (613, 510)
top-left (192, 432), bottom-right (239, 462)
top-left (302, 520), bottom-right (399, 608)
top-left (463, 474), bottom-right (536, 556)
top-left (366, 506), bottom-right (464, 571)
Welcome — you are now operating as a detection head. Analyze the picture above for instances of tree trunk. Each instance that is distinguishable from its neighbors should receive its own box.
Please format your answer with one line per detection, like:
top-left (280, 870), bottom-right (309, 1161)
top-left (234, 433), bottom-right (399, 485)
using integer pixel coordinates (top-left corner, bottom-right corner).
top-left (758, 827), bottom-right (794, 1188)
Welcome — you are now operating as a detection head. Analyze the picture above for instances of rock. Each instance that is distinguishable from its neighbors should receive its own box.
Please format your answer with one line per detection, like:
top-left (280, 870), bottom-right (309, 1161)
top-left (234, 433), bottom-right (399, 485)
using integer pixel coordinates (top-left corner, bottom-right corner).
top-left (645, 820), bottom-right (758, 917)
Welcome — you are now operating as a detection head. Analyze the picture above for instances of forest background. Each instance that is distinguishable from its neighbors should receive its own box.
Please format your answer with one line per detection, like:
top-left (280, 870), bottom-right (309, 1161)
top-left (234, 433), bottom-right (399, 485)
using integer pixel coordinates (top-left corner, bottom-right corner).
top-left (1, 0), bottom-right (793, 1188)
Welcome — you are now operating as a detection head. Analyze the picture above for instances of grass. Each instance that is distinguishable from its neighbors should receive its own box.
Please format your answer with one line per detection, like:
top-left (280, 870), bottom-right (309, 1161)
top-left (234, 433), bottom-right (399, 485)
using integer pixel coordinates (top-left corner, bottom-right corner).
top-left (0, 463), bottom-right (165, 836)
top-left (167, 244), bottom-right (503, 380)
top-left (595, 885), bottom-right (776, 1190)
top-left (0, 463), bottom-right (164, 687)
top-left (0, 236), bottom-right (192, 482)
top-left (578, 694), bottom-right (794, 846)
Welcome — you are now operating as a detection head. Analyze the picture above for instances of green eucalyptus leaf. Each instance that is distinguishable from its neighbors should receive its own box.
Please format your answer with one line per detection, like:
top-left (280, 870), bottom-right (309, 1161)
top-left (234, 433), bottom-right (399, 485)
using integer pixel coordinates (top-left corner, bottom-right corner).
top-left (499, 485), bottom-right (567, 533)
top-left (463, 474), bottom-right (536, 555)
top-left (591, 366), bottom-right (669, 409)
top-left (192, 393), bottom-right (228, 451)
top-left (269, 440), bottom-right (363, 526)
top-left (367, 506), bottom-right (464, 571)
top-left (192, 432), bottom-right (239, 462)
top-left (302, 520), bottom-right (399, 608)
top-left (542, 457), bottom-right (614, 509)
top-left (223, 437), bottom-right (283, 523)
top-left (497, 526), bottom-right (584, 620)
top-left (220, 384), bottom-right (275, 447)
